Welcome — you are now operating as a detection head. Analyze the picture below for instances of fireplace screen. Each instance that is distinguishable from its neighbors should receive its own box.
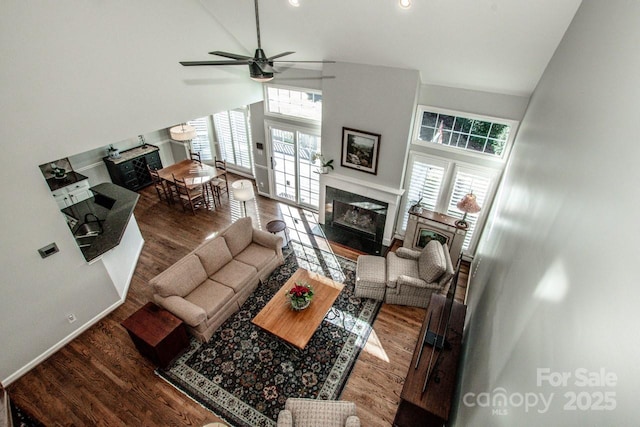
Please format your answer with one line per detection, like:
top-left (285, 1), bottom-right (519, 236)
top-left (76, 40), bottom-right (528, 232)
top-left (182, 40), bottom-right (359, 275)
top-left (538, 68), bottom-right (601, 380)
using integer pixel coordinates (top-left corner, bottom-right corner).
top-left (332, 200), bottom-right (386, 239)
top-left (415, 228), bottom-right (450, 249)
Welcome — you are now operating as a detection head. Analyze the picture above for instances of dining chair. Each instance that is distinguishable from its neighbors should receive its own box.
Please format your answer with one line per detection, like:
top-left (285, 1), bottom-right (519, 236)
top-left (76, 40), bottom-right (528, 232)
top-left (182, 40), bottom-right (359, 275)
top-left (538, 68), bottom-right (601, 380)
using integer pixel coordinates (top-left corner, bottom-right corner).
top-left (211, 157), bottom-right (228, 202)
top-left (190, 151), bottom-right (202, 163)
top-left (172, 174), bottom-right (207, 214)
top-left (147, 165), bottom-right (173, 205)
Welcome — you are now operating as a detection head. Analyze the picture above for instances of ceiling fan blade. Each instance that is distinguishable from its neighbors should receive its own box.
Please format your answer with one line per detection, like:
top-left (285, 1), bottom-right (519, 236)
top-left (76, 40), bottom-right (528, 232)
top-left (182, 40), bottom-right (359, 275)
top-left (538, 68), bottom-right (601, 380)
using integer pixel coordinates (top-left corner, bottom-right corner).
top-left (267, 51), bottom-right (295, 61)
top-left (180, 60), bottom-right (250, 66)
top-left (271, 60), bottom-right (336, 64)
top-left (209, 51), bottom-right (253, 60)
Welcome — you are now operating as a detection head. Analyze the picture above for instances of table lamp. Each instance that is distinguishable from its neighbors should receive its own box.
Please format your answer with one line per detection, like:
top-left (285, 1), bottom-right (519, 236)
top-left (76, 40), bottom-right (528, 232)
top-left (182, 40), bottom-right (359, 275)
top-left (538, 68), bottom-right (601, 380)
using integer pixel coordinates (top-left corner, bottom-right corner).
top-left (455, 192), bottom-right (481, 228)
top-left (232, 180), bottom-right (255, 217)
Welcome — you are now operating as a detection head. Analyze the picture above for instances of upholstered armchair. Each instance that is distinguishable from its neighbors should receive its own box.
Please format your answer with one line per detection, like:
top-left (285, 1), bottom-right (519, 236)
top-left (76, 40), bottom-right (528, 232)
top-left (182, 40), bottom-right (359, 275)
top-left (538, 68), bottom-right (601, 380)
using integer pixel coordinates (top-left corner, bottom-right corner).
top-left (385, 240), bottom-right (454, 308)
top-left (277, 398), bottom-right (360, 427)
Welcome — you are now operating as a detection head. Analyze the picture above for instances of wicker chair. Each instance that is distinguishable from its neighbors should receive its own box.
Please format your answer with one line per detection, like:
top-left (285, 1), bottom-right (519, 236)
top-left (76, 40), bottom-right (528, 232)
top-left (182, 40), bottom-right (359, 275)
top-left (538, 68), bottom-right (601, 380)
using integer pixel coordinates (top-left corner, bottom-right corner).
top-left (277, 398), bottom-right (360, 427)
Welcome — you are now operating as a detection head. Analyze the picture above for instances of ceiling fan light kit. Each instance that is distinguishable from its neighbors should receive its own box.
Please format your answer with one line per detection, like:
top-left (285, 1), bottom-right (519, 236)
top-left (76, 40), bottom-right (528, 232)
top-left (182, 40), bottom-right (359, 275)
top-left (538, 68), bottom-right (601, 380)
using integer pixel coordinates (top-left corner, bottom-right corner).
top-left (180, 0), bottom-right (333, 82)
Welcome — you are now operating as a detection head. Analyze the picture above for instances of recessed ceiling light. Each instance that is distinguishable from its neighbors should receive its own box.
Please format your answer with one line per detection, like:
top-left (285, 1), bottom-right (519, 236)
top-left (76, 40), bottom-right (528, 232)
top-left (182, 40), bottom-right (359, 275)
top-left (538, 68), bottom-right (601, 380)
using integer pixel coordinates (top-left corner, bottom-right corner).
top-left (399, 0), bottom-right (411, 9)
top-left (289, 0), bottom-right (300, 7)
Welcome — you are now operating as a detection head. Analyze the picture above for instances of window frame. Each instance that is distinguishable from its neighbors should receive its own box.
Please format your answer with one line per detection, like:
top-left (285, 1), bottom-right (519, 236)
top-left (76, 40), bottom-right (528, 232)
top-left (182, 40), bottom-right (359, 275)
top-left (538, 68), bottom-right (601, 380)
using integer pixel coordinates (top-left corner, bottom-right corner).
top-left (411, 105), bottom-right (518, 162)
top-left (212, 107), bottom-right (254, 174)
top-left (400, 151), bottom-right (501, 256)
top-left (263, 84), bottom-right (323, 125)
top-left (187, 117), bottom-right (214, 162)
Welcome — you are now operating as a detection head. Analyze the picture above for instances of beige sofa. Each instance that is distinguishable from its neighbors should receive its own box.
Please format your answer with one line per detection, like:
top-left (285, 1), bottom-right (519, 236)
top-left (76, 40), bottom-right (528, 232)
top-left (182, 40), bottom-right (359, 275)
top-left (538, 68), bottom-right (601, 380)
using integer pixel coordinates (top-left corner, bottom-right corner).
top-left (150, 217), bottom-right (284, 342)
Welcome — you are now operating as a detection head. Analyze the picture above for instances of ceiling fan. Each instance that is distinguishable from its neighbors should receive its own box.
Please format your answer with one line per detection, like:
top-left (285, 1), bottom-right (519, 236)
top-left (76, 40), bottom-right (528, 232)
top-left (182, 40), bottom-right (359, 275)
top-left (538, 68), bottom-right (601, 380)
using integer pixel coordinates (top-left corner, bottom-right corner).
top-left (180, 0), bottom-right (334, 82)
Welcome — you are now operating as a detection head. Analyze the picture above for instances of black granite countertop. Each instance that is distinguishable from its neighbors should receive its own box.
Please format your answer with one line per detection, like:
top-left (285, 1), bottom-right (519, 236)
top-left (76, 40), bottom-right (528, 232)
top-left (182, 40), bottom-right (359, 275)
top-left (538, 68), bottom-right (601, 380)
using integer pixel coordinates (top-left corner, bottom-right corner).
top-left (62, 183), bottom-right (139, 262)
top-left (46, 171), bottom-right (89, 192)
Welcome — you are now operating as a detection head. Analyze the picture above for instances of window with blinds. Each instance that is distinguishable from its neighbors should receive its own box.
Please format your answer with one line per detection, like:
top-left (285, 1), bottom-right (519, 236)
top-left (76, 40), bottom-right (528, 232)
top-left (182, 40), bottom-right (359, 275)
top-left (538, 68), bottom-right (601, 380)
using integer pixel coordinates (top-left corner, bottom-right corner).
top-left (187, 117), bottom-right (213, 161)
top-left (402, 153), bottom-right (499, 254)
top-left (401, 154), bottom-right (448, 230)
top-left (213, 108), bottom-right (252, 171)
top-left (445, 167), bottom-right (496, 250)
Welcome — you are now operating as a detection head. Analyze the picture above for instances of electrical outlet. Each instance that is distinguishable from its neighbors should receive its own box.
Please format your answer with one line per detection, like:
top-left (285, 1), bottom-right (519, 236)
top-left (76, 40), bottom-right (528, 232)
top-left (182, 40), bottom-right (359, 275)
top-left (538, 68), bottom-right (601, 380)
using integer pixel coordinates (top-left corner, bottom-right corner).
top-left (67, 313), bottom-right (77, 324)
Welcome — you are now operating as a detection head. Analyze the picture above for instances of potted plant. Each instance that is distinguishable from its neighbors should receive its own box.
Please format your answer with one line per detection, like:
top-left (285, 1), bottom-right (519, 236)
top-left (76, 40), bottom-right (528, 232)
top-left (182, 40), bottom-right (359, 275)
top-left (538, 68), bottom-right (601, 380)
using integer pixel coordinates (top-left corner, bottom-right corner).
top-left (312, 153), bottom-right (334, 174)
top-left (286, 281), bottom-right (314, 311)
top-left (410, 193), bottom-right (424, 212)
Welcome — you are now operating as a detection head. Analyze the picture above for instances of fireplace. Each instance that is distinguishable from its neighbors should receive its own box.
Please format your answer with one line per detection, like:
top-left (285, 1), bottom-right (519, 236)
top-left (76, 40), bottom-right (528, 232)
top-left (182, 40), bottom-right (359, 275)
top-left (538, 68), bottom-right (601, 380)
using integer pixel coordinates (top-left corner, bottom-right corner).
top-left (317, 173), bottom-right (405, 255)
top-left (322, 186), bottom-right (388, 255)
top-left (332, 200), bottom-right (386, 240)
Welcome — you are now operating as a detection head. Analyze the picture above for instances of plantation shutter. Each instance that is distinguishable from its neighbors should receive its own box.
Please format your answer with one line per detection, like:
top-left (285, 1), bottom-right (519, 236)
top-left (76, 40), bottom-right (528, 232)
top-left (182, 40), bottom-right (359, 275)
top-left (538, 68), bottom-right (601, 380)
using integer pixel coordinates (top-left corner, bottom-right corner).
top-left (445, 167), bottom-right (495, 250)
top-left (187, 117), bottom-right (213, 161)
top-left (213, 108), bottom-right (252, 170)
top-left (401, 154), bottom-right (448, 230)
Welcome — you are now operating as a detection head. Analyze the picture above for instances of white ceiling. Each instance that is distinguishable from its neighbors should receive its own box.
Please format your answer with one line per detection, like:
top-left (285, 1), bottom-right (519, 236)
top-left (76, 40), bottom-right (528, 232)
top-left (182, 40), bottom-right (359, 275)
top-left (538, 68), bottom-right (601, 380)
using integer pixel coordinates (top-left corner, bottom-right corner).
top-left (197, 0), bottom-right (582, 97)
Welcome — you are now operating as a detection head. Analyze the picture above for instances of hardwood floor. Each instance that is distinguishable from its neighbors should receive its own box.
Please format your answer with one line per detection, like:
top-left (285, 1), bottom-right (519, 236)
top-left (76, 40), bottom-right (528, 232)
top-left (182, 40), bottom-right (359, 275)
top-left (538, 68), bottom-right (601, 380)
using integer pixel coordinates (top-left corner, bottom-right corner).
top-left (8, 175), bottom-right (468, 426)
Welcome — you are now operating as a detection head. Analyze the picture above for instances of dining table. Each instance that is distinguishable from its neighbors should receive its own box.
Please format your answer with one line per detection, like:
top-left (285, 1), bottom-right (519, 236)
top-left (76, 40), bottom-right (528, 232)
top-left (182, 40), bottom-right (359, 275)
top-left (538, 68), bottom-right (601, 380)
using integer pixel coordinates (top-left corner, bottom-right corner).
top-left (156, 159), bottom-right (226, 207)
top-left (156, 159), bottom-right (225, 189)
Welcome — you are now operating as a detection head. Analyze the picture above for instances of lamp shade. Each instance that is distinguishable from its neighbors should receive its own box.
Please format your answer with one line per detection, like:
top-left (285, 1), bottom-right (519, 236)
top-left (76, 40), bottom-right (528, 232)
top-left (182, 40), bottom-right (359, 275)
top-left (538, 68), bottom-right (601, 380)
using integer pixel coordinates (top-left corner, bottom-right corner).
top-left (456, 192), bottom-right (481, 214)
top-left (169, 124), bottom-right (197, 141)
top-left (232, 180), bottom-right (255, 202)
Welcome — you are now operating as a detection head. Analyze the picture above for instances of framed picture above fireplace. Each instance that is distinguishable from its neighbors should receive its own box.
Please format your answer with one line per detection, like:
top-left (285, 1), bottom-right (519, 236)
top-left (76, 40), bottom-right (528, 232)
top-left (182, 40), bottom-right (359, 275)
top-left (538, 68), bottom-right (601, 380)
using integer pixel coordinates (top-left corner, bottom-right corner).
top-left (341, 127), bottom-right (381, 175)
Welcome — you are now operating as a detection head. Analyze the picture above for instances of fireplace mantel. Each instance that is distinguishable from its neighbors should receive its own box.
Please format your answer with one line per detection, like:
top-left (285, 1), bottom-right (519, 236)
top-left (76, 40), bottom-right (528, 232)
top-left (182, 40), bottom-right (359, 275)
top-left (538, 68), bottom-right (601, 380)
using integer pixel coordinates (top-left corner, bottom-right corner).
top-left (319, 173), bottom-right (404, 246)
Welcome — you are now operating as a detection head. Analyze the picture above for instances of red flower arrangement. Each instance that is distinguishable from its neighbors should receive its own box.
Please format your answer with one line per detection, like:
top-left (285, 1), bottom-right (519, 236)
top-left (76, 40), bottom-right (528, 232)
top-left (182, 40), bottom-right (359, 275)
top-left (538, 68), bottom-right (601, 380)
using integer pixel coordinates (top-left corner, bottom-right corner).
top-left (286, 281), bottom-right (314, 310)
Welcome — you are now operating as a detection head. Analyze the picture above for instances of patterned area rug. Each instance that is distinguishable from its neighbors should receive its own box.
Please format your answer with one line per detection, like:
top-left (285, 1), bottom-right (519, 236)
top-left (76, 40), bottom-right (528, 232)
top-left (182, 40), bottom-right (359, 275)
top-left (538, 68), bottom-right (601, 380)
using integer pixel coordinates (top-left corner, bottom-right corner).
top-left (157, 241), bottom-right (380, 426)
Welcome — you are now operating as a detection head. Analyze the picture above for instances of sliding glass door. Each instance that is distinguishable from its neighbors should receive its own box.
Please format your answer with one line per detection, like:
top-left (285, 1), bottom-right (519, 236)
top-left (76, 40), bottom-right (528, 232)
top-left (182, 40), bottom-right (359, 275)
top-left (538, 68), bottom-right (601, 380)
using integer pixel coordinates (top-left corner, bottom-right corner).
top-left (267, 122), bottom-right (320, 209)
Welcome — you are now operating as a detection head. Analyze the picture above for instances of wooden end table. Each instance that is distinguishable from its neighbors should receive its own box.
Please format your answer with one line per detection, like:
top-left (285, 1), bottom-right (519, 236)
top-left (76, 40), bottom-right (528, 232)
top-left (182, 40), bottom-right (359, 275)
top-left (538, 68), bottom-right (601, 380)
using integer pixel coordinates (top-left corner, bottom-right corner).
top-left (121, 302), bottom-right (189, 368)
top-left (252, 268), bottom-right (344, 350)
top-left (266, 219), bottom-right (289, 248)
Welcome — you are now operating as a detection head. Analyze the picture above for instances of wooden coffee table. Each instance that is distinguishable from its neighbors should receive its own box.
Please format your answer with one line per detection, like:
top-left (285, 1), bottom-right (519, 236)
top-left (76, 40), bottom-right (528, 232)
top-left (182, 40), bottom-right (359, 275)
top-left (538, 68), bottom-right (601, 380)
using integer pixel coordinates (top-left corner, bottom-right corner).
top-left (252, 268), bottom-right (344, 350)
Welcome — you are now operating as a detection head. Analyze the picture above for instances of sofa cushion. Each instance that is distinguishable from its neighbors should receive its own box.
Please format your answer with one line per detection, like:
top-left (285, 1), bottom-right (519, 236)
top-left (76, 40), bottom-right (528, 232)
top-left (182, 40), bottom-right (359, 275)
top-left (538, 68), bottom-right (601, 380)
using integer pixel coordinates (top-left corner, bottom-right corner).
top-left (194, 236), bottom-right (233, 276)
top-left (418, 241), bottom-right (447, 283)
top-left (210, 259), bottom-right (259, 293)
top-left (151, 254), bottom-right (208, 298)
top-left (185, 279), bottom-right (234, 319)
top-left (235, 242), bottom-right (277, 272)
top-left (222, 217), bottom-right (253, 257)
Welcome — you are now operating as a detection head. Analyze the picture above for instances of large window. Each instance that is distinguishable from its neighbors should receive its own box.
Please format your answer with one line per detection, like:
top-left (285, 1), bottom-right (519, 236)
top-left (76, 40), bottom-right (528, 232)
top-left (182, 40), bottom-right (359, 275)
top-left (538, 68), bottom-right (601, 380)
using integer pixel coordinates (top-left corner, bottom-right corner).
top-left (265, 85), bottom-right (322, 122)
top-left (402, 153), bottom-right (500, 254)
top-left (213, 108), bottom-right (253, 172)
top-left (413, 106), bottom-right (516, 159)
top-left (187, 117), bottom-right (213, 161)
top-left (402, 106), bottom-right (517, 255)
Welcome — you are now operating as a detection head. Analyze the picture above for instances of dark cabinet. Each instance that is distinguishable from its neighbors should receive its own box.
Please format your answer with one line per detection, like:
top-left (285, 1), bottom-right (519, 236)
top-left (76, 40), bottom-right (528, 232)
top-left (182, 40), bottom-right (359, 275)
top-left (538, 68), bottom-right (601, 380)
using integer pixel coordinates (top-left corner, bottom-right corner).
top-left (104, 145), bottom-right (162, 191)
top-left (393, 294), bottom-right (466, 427)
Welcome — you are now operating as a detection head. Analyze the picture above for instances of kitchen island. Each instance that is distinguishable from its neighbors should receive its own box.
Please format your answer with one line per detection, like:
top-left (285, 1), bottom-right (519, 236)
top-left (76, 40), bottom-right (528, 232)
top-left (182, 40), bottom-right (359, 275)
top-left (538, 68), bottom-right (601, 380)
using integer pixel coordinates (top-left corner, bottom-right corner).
top-left (62, 182), bottom-right (140, 263)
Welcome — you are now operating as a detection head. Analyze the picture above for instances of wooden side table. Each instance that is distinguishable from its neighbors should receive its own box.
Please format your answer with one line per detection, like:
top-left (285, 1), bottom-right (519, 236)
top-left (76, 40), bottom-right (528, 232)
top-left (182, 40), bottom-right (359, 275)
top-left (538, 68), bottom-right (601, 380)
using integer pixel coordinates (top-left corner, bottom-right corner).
top-left (266, 219), bottom-right (289, 248)
top-left (121, 302), bottom-right (189, 369)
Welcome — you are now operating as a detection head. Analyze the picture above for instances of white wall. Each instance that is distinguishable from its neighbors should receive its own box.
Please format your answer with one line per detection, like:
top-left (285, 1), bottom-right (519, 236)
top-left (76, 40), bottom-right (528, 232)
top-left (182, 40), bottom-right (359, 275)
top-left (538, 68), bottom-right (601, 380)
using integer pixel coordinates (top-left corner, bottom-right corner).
top-left (418, 84), bottom-right (530, 123)
top-left (0, 0), bottom-right (261, 383)
top-left (454, 1), bottom-right (640, 425)
top-left (321, 62), bottom-right (420, 189)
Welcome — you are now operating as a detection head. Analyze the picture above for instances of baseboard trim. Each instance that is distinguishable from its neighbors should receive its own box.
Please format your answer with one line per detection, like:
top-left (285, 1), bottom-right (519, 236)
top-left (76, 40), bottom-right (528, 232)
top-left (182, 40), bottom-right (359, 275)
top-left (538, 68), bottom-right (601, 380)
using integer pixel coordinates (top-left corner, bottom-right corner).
top-left (2, 298), bottom-right (125, 386)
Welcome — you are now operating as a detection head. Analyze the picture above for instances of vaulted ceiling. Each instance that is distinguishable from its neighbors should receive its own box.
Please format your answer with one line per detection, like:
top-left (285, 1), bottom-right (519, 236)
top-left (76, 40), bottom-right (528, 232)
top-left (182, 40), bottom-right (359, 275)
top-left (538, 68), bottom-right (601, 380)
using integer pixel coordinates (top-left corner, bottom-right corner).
top-left (194, 0), bottom-right (582, 96)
